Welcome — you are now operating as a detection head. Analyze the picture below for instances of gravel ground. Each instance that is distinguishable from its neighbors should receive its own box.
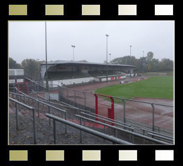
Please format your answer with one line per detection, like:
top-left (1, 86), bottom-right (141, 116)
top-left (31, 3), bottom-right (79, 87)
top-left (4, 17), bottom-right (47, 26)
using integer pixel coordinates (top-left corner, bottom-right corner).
top-left (9, 102), bottom-right (114, 145)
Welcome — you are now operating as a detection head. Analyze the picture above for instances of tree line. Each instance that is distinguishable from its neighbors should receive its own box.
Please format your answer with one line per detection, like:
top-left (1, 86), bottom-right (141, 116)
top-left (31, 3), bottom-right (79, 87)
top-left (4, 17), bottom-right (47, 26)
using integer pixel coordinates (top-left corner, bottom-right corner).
top-left (9, 51), bottom-right (173, 78)
top-left (111, 51), bottom-right (173, 73)
top-left (9, 57), bottom-right (43, 79)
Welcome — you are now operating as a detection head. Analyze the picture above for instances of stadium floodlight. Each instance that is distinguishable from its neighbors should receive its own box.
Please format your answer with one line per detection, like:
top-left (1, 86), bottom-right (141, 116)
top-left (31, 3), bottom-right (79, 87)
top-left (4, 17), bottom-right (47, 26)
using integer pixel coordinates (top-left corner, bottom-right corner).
top-left (130, 45), bottom-right (132, 56)
top-left (109, 53), bottom-right (111, 63)
top-left (71, 45), bottom-right (76, 61)
top-left (106, 34), bottom-right (109, 82)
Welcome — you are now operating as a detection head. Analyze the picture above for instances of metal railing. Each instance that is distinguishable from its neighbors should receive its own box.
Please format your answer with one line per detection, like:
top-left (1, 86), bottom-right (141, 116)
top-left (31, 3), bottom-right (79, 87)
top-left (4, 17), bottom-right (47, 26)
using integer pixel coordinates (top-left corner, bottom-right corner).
top-left (75, 114), bottom-right (171, 145)
top-left (32, 89), bottom-right (77, 110)
top-left (45, 113), bottom-right (133, 145)
top-left (59, 86), bottom-right (173, 134)
top-left (115, 97), bottom-right (173, 132)
top-left (80, 111), bottom-right (133, 131)
top-left (75, 114), bottom-right (134, 142)
top-left (10, 87), bottom-right (173, 145)
top-left (140, 128), bottom-right (173, 143)
top-left (9, 97), bottom-right (37, 144)
top-left (10, 90), bottom-right (68, 134)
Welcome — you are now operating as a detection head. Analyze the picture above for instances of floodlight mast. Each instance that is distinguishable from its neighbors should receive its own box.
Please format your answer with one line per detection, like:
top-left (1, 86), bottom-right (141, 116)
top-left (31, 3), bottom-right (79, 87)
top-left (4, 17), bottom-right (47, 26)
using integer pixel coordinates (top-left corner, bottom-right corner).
top-left (106, 34), bottom-right (109, 82)
top-left (45, 21), bottom-right (48, 91)
top-left (71, 45), bottom-right (75, 61)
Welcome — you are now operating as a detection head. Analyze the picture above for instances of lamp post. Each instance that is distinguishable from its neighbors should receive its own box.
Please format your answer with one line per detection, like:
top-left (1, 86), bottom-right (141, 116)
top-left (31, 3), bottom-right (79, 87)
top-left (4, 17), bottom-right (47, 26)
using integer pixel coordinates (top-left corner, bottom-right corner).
top-left (45, 21), bottom-right (48, 91)
top-left (143, 51), bottom-right (144, 74)
top-left (71, 45), bottom-right (75, 61)
top-left (106, 34), bottom-right (109, 82)
top-left (109, 53), bottom-right (111, 63)
top-left (130, 45), bottom-right (132, 56)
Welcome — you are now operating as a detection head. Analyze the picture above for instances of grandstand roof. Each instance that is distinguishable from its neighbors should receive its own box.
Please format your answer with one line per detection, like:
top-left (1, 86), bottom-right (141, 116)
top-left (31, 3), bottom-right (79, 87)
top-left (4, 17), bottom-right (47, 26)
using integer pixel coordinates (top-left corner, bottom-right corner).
top-left (41, 60), bottom-right (135, 68)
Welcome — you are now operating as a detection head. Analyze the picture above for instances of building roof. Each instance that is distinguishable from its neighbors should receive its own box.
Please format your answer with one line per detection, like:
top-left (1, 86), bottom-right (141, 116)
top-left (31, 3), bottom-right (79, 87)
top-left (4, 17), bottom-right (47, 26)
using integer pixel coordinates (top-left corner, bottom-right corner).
top-left (41, 60), bottom-right (135, 68)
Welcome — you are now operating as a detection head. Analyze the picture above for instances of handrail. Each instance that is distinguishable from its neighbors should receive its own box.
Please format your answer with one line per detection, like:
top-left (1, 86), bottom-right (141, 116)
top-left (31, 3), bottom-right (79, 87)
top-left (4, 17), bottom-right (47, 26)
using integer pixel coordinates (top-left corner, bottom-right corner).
top-left (9, 97), bottom-right (33, 110)
top-left (31, 89), bottom-right (79, 110)
top-left (146, 132), bottom-right (173, 142)
top-left (45, 113), bottom-right (133, 145)
top-left (80, 112), bottom-right (132, 130)
top-left (12, 89), bottom-right (68, 133)
top-left (81, 111), bottom-right (131, 127)
top-left (9, 97), bottom-right (37, 144)
top-left (140, 128), bottom-right (173, 139)
top-left (76, 114), bottom-right (134, 141)
top-left (15, 88), bottom-right (80, 115)
top-left (75, 114), bottom-right (171, 145)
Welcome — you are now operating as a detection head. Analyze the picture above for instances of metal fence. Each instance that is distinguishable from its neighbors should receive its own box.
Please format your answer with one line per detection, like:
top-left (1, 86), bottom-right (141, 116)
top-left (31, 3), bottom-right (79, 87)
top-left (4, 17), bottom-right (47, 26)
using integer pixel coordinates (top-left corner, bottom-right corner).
top-left (9, 87), bottom-right (173, 144)
top-left (9, 97), bottom-right (37, 144)
top-left (59, 86), bottom-right (173, 136)
top-left (45, 113), bottom-right (133, 145)
top-left (59, 86), bottom-right (95, 113)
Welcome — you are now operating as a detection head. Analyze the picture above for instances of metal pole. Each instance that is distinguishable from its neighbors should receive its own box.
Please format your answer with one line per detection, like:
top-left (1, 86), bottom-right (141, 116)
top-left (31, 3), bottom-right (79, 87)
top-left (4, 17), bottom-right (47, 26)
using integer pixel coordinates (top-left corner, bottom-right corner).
top-left (15, 103), bottom-right (19, 130)
top-left (114, 129), bottom-right (117, 137)
top-left (151, 103), bottom-right (155, 132)
top-left (122, 99), bottom-right (126, 124)
top-left (32, 108), bottom-right (37, 144)
top-left (73, 47), bottom-right (74, 61)
top-left (48, 106), bottom-right (51, 125)
top-left (71, 45), bottom-right (75, 61)
top-left (58, 86), bottom-right (61, 101)
top-left (130, 45), bottom-right (132, 56)
top-left (66, 88), bottom-right (68, 101)
top-left (106, 34), bottom-right (109, 82)
top-left (53, 119), bottom-right (57, 144)
top-left (74, 90), bottom-right (76, 106)
top-left (45, 21), bottom-right (48, 92)
top-left (80, 117), bottom-right (82, 143)
top-left (103, 121), bottom-right (106, 143)
top-left (37, 99), bottom-right (40, 118)
top-left (65, 113), bottom-right (67, 134)
top-left (83, 92), bottom-right (86, 110)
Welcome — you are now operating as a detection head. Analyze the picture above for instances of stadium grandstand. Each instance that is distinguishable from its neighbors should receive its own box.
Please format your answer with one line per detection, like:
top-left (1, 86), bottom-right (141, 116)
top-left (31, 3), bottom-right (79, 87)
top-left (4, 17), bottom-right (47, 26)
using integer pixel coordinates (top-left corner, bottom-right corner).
top-left (40, 60), bottom-right (136, 87)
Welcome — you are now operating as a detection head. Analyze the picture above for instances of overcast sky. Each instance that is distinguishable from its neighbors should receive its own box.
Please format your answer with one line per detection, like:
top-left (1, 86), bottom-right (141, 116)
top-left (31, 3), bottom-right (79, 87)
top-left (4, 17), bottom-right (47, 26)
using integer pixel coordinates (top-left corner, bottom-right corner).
top-left (9, 21), bottom-right (174, 64)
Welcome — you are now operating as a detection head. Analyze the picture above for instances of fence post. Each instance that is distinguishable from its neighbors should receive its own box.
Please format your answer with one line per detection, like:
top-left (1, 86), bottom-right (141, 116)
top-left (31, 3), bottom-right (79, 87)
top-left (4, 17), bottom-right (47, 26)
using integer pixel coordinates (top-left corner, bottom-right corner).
top-left (53, 119), bottom-right (57, 144)
top-left (109, 96), bottom-right (114, 125)
top-left (37, 99), bottom-right (40, 118)
top-left (151, 103), bottom-right (155, 132)
top-left (73, 90), bottom-right (76, 106)
top-left (58, 86), bottom-right (61, 102)
top-left (122, 99), bottom-right (126, 123)
top-left (80, 117), bottom-right (82, 143)
top-left (48, 106), bottom-right (51, 125)
top-left (38, 83), bottom-right (39, 93)
top-left (66, 88), bottom-right (69, 101)
top-left (15, 103), bottom-right (19, 130)
top-left (32, 108), bottom-right (37, 144)
top-left (94, 94), bottom-right (98, 120)
top-left (64, 113), bottom-right (67, 134)
top-left (83, 92), bottom-right (86, 110)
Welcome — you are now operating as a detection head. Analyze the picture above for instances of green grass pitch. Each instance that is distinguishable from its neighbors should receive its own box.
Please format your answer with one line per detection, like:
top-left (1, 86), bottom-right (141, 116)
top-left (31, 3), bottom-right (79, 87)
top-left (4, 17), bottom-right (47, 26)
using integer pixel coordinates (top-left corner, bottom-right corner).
top-left (95, 76), bottom-right (173, 100)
